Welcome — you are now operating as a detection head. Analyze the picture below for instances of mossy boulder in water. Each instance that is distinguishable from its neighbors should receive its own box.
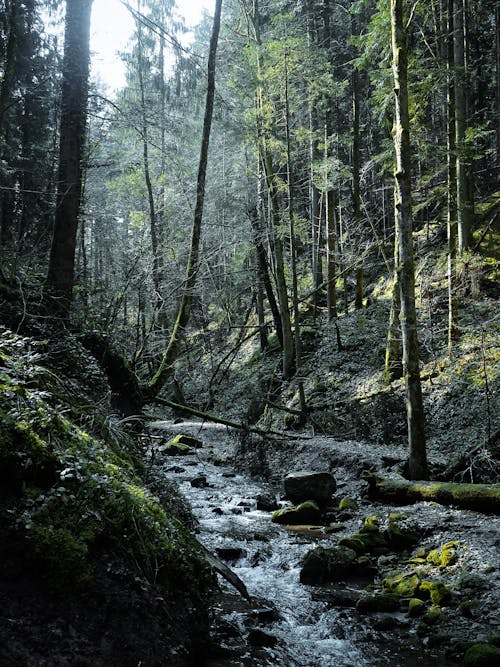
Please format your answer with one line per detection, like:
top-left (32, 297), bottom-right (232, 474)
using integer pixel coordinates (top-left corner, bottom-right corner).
top-left (272, 501), bottom-right (321, 525)
top-left (463, 643), bottom-right (500, 666)
top-left (300, 545), bottom-right (357, 585)
top-left (284, 471), bottom-right (336, 506)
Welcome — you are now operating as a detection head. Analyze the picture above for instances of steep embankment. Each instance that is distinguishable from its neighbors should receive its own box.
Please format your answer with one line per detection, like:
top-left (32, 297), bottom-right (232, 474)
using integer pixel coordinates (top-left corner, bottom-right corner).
top-left (0, 327), bottom-right (213, 665)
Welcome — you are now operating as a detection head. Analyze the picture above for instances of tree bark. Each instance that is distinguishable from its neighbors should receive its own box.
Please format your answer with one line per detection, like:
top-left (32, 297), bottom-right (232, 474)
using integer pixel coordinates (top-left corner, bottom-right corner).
top-left (391, 0), bottom-right (428, 480)
top-left (447, 0), bottom-right (459, 352)
top-left (149, 0), bottom-right (223, 394)
top-left (453, 0), bottom-right (473, 252)
top-left (44, 0), bottom-right (93, 320)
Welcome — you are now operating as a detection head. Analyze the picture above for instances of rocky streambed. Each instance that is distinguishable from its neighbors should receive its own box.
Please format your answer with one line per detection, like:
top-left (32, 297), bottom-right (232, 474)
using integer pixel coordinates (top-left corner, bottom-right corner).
top-left (148, 421), bottom-right (500, 667)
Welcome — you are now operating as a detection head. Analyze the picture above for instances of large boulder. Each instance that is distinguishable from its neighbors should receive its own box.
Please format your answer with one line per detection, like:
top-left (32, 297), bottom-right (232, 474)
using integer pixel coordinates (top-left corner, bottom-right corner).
top-left (272, 501), bottom-right (321, 525)
top-left (300, 546), bottom-right (357, 585)
top-left (284, 471), bottom-right (336, 506)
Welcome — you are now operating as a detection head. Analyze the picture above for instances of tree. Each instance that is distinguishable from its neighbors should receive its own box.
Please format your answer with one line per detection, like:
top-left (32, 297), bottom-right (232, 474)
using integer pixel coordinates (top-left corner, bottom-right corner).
top-left (44, 0), bottom-right (93, 319)
top-left (149, 0), bottom-right (223, 394)
top-left (391, 0), bottom-right (428, 480)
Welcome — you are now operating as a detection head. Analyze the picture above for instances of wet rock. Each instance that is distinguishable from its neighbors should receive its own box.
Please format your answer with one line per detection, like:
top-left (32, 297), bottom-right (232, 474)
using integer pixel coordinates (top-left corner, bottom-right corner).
top-left (250, 606), bottom-right (280, 624)
top-left (300, 546), bottom-right (357, 585)
top-left (284, 471), bottom-right (336, 506)
top-left (215, 547), bottom-right (247, 562)
top-left (247, 628), bottom-right (278, 648)
top-left (191, 475), bottom-right (208, 488)
top-left (463, 643), bottom-right (500, 666)
top-left (338, 497), bottom-right (357, 511)
top-left (158, 442), bottom-right (192, 456)
top-left (272, 501), bottom-right (321, 525)
top-left (212, 507), bottom-right (224, 515)
top-left (165, 465), bottom-right (185, 473)
top-left (256, 493), bottom-right (278, 512)
top-left (356, 592), bottom-right (400, 613)
top-left (311, 588), bottom-right (362, 607)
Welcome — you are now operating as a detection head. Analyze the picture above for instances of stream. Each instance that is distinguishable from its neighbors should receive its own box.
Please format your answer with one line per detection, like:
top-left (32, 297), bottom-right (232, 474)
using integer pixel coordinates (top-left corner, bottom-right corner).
top-left (150, 421), bottom-right (458, 667)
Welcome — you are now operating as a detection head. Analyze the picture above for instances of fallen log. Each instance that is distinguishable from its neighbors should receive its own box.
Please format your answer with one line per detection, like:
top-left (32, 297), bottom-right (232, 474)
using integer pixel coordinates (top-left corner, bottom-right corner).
top-left (366, 474), bottom-right (500, 514)
top-left (153, 397), bottom-right (308, 440)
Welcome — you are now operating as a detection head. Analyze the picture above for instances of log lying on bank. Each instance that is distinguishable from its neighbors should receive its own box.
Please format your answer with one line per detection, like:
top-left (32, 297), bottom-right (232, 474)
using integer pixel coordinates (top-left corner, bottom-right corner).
top-left (366, 474), bottom-right (500, 514)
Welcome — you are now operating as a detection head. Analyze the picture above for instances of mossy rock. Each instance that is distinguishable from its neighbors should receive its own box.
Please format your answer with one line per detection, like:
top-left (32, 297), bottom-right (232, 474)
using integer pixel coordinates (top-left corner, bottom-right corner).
top-left (463, 643), bottom-right (500, 666)
top-left (426, 541), bottom-right (459, 567)
top-left (422, 604), bottom-right (441, 625)
top-left (158, 441), bottom-right (193, 456)
top-left (408, 597), bottom-right (425, 617)
top-left (385, 513), bottom-right (420, 549)
top-left (325, 523), bottom-right (345, 533)
top-left (338, 498), bottom-right (357, 511)
top-left (171, 433), bottom-right (203, 449)
top-left (418, 580), bottom-right (452, 605)
top-left (272, 501), bottom-right (321, 526)
top-left (383, 572), bottom-right (421, 598)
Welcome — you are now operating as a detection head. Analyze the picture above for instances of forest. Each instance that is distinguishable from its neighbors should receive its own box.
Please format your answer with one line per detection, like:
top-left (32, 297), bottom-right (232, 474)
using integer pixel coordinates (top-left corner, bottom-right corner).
top-left (0, 0), bottom-right (499, 665)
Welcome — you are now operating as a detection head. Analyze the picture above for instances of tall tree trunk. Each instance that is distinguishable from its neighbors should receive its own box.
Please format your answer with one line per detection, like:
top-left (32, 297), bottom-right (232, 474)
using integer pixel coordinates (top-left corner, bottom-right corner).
top-left (149, 0), bottom-right (222, 394)
top-left (44, 0), bottom-right (93, 320)
top-left (447, 0), bottom-right (459, 352)
top-left (453, 0), bottom-right (473, 252)
top-left (352, 15), bottom-right (364, 310)
top-left (384, 215), bottom-right (403, 383)
top-left (135, 7), bottom-right (164, 330)
top-left (391, 0), bottom-right (428, 480)
top-left (284, 48), bottom-right (306, 410)
top-left (249, 204), bottom-right (283, 347)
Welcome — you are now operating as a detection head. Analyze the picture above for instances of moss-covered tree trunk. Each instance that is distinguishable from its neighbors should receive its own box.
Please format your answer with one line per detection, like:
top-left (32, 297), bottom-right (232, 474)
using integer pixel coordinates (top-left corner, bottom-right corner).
top-left (149, 0), bottom-right (223, 395)
top-left (44, 0), bottom-right (93, 320)
top-left (391, 0), bottom-right (428, 480)
top-left (384, 217), bottom-right (403, 383)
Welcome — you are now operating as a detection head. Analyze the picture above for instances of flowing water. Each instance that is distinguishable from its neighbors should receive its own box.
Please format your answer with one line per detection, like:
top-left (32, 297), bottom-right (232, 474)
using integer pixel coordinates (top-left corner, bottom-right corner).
top-left (151, 421), bottom-right (454, 667)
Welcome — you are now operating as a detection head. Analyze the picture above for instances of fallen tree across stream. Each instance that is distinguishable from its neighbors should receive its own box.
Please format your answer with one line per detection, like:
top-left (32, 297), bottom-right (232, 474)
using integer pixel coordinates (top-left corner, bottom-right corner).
top-left (153, 397), bottom-right (308, 440)
top-left (366, 474), bottom-right (500, 513)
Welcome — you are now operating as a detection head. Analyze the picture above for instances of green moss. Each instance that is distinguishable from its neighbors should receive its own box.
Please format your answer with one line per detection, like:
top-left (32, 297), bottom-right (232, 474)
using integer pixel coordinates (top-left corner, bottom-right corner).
top-left (408, 597), bottom-right (425, 617)
top-left (463, 643), bottom-right (500, 666)
top-left (338, 498), bottom-right (357, 511)
top-left (422, 604), bottom-right (441, 625)
top-left (426, 541), bottom-right (459, 567)
top-left (0, 329), bottom-right (212, 599)
top-left (419, 580), bottom-right (452, 605)
top-left (357, 592), bottom-right (400, 613)
top-left (383, 572), bottom-right (421, 598)
top-left (272, 501), bottom-right (321, 525)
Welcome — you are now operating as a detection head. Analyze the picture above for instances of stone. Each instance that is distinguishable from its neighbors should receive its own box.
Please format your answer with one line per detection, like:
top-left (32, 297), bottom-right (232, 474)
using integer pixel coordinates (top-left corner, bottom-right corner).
top-left (215, 547), bottom-right (247, 562)
top-left (158, 442), bottom-right (192, 456)
top-left (356, 593), bottom-right (400, 614)
top-left (256, 493), bottom-right (278, 512)
top-left (408, 598), bottom-right (426, 617)
top-left (247, 628), bottom-right (278, 648)
top-left (300, 545), bottom-right (357, 585)
top-left (190, 475), bottom-right (208, 488)
top-left (284, 471), bottom-right (336, 506)
top-left (271, 501), bottom-right (321, 525)
top-left (463, 643), bottom-right (500, 666)
top-left (338, 497), bottom-right (357, 511)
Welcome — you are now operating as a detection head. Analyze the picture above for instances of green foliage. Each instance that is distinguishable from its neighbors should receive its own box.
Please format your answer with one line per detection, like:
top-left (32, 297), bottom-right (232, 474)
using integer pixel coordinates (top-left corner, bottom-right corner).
top-left (0, 329), bottom-right (209, 594)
